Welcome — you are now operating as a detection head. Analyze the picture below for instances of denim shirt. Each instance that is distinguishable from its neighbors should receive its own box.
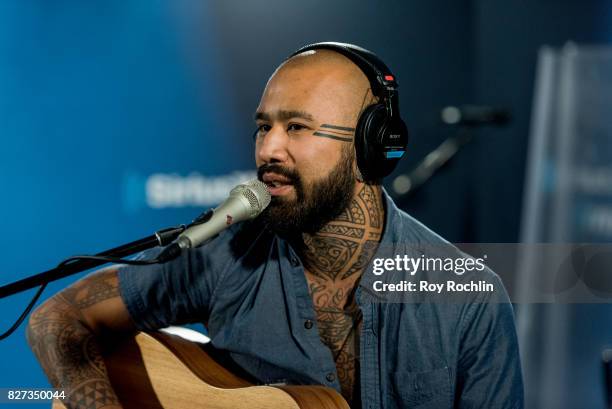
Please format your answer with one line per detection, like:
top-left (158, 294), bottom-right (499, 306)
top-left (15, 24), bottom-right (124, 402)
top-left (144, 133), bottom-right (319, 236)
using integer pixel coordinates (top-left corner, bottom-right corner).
top-left (119, 191), bottom-right (524, 409)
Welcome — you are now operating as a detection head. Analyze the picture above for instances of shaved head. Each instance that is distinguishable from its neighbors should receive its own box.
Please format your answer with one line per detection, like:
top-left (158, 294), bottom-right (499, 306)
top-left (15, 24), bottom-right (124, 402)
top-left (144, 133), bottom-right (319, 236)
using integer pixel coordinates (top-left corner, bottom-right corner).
top-left (280, 49), bottom-right (368, 86)
top-left (266, 49), bottom-right (376, 126)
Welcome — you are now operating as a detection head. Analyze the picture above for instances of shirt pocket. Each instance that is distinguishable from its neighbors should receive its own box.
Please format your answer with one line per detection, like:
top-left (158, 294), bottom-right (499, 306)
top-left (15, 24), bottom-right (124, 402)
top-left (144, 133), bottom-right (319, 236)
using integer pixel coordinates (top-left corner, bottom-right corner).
top-left (388, 367), bottom-right (453, 409)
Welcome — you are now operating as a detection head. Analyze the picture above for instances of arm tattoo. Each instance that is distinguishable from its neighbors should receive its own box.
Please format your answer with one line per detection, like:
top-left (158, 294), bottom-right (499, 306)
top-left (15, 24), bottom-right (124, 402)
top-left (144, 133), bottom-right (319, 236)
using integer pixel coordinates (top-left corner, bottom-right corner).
top-left (26, 269), bottom-right (122, 409)
top-left (61, 272), bottom-right (120, 310)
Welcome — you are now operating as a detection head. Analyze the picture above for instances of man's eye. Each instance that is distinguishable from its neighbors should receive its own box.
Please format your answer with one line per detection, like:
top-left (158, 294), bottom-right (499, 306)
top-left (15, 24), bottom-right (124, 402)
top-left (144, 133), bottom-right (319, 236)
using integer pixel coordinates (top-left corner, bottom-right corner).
top-left (288, 124), bottom-right (306, 132)
top-left (257, 124), bottom-right (271, 134)
top-left (252, 124), bottom-right (270, 140)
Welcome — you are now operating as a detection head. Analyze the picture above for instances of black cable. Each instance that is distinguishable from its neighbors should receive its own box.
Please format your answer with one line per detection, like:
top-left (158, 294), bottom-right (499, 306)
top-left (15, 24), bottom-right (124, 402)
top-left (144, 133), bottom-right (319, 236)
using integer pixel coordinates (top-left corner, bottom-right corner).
top-left (0, 282), bottom-right (47, 341)
top-left (0, 254), bottom-right (160, 341)
top-left (57, 255), bottom-right (161, 267)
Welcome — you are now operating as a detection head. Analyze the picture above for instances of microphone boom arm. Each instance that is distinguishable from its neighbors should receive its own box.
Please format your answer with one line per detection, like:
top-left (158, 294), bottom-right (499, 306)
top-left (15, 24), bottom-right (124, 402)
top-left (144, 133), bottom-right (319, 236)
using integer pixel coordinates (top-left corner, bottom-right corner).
top-left (0, 224), bottom-right (186, 299)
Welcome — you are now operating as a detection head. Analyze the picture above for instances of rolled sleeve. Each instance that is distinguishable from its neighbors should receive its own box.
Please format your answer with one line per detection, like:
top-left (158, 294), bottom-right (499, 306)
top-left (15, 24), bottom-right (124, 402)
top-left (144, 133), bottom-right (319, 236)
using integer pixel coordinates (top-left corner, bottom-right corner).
top-left (118, 244), bottom-right (221, 331)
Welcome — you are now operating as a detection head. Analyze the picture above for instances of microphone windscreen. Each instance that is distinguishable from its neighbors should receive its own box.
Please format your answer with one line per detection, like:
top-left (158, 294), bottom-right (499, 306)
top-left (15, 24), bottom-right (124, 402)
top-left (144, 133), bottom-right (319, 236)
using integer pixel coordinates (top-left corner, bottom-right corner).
top-left (231, 179), bottom-right (271, 217)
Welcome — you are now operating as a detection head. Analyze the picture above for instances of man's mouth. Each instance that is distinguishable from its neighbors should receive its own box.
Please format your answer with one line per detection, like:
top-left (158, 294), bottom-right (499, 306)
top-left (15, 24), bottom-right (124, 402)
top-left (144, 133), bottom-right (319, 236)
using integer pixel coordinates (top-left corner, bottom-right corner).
top-left (262, 172), bottom-right (295, 196)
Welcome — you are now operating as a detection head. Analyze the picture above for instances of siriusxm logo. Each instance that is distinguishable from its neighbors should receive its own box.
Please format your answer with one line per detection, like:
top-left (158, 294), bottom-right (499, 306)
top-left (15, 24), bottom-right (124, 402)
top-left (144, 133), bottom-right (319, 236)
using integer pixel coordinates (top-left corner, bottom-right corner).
top-left (123, 170), bottom-right (257, 211)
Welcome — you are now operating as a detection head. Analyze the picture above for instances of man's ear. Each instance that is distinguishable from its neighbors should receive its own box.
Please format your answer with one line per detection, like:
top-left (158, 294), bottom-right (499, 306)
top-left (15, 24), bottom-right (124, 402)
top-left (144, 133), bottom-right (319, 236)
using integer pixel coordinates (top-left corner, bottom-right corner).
top-left (355, 169), bottom-right (365, 183)
top-left (352, 154), bottom-right (365, 182)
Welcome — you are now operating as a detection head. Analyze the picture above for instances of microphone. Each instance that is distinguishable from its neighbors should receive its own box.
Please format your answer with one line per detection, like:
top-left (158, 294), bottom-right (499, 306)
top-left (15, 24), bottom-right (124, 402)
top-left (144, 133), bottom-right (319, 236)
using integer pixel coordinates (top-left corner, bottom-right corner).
top-left (392, 105), bottom-right (511, 196)
top-left (158, 179), bottom-right (271, 262)
top-left (441, 105), bottom-right (510, 126)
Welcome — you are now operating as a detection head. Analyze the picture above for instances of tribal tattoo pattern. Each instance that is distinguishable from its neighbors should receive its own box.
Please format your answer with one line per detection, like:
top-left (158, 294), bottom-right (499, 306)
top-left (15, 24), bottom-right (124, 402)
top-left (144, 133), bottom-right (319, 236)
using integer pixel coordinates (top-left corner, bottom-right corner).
top-left (26, 269), bottom-right (122, 409)
top-left (336, 198), bottom-right (366, 225)
top-left (61, 274), bottom-right (120, 310)
top-left (358, 184), bottom-right (382, 229)
top-left (302, 236), bottom-right (359, 281)
top-left (341, 240), bottom-right (379, 280)
top-left (300, 184), bottom-right (384, 406)
top-left (319, 224), bottom-right (365, 239)
top-left (312, 123), bottom-right (355, 142)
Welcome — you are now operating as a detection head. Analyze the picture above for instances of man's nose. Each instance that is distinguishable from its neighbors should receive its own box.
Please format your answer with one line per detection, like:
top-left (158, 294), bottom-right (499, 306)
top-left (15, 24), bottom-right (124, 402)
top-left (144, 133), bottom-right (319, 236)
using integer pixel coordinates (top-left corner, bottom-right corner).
top-left (256, 126), bottom-right (289, 164)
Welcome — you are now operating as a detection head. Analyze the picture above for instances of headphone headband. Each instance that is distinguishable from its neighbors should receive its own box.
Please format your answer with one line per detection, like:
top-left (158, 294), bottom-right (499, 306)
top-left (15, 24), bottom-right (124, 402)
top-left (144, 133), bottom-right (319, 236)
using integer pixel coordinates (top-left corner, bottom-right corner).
top-left (289, 42), bottom-right (398, 99)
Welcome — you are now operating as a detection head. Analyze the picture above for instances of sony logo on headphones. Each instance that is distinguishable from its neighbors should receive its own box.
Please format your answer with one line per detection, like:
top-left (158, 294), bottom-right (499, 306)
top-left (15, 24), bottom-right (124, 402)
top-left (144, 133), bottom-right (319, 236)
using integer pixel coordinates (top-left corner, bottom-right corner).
top-left (389, 134), bottom-right (401, 139)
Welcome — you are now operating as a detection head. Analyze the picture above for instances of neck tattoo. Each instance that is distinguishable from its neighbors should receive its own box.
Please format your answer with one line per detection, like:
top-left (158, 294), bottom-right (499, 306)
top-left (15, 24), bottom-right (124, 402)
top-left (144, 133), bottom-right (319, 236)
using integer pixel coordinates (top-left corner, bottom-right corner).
top-left (298, 183), bottom-right (384, 405)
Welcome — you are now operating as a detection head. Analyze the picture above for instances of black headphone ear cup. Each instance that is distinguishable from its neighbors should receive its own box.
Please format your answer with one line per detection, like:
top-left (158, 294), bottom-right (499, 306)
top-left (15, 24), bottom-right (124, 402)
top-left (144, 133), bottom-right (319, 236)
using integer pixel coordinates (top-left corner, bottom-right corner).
top-left (290, 42), bottom-right (409, 181)
top-left (355, 104), bottom-right (388, 181)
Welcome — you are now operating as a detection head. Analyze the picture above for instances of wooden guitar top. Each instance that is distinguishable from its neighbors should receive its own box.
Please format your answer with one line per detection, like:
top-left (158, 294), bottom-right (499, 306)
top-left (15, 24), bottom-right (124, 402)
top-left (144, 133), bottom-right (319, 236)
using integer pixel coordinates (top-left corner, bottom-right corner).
top-left (52, 331), bottom-right (349, 409)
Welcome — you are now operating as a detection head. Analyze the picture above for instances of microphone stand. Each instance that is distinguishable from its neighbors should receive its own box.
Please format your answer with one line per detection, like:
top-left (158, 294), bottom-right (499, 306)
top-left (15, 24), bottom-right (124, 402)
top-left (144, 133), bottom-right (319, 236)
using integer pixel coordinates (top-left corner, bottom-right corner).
top-left (392, 105), bottom-right (511, 197)
top-left (392, 129), bottom-right (473, 196)
top-left (0, 225), bottom-right (185, 300)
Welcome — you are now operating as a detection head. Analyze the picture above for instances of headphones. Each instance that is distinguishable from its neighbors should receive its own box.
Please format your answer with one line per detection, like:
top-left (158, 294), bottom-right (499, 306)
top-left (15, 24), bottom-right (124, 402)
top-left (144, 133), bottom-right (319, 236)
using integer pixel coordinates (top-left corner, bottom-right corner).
top-left (288, 42), bottom-right (409, 181)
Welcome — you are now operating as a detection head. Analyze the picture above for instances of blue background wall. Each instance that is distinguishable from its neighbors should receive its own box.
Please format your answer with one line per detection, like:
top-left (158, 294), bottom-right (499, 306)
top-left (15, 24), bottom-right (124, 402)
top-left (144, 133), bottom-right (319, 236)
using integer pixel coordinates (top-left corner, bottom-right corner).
top-left (0, 1), bottom-right (610, 407)
top-left (0, 2), bottom-right (248, 404)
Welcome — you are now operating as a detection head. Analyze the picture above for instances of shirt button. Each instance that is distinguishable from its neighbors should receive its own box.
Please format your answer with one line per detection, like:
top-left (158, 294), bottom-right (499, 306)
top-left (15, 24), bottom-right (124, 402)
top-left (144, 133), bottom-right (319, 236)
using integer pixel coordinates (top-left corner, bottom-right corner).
top-left (326, 373), bottom-right (336, 382)
top-left (290, 257), bottom-right (300, 267)
top-left (304, 320), bottom-right (313, 329)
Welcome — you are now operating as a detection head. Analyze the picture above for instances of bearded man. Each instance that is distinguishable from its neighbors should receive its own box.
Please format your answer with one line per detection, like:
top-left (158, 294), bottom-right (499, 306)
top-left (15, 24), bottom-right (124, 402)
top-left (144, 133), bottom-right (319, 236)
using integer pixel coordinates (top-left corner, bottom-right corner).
top-left (27, 43), bottom-right (524, 409)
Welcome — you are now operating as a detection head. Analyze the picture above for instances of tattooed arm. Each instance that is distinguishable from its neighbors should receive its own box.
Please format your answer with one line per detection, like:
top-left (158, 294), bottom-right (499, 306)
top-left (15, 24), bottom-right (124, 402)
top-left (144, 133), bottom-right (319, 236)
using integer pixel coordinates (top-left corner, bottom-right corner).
top-left (26, 268), bottom-right (135, 409)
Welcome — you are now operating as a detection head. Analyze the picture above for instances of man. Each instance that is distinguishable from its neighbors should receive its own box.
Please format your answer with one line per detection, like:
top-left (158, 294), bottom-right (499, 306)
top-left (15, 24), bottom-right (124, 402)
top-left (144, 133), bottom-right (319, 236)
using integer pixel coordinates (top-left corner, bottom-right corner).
top-left (27, 44), bottom-right (523, 408)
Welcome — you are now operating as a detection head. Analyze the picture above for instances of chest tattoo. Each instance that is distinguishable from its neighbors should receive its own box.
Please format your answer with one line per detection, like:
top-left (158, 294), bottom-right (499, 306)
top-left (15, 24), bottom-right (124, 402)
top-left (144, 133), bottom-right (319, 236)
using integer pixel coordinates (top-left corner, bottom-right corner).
top-left (301, 184), bottom-right (384, 405)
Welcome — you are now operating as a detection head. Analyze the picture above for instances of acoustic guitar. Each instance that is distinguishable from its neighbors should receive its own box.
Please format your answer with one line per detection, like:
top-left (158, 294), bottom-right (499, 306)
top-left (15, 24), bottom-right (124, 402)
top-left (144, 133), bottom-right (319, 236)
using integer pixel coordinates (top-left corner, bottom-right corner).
top-left (52, 329), bottom-right (349, 409)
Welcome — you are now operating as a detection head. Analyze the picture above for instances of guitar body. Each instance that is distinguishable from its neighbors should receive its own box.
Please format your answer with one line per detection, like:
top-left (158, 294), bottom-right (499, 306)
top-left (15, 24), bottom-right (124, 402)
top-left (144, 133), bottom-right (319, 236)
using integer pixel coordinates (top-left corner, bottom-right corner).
top-left (52, 331), bottom-right (349, 409)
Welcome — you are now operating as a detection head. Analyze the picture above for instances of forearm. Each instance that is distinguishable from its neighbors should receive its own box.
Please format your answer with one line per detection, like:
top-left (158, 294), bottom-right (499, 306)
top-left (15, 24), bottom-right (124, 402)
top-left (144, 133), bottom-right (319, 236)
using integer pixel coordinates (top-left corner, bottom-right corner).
top-left (26, 269), bottom-right (127, 409)
top-left (27, 293), bottom-right (121, 409)
top-left (26, 293), bottom-right (121, 409)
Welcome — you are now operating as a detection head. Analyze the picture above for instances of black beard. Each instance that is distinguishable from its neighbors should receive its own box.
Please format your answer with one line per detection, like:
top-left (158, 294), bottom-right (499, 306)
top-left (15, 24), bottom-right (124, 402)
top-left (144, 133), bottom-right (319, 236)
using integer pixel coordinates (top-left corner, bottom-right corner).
top-left (257, 147), bottom-right (355, 236)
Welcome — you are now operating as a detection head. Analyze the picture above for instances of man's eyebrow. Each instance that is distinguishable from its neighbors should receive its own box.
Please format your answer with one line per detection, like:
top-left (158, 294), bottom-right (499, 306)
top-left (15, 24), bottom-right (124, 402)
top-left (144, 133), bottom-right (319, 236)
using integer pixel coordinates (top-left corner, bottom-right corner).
top-left (253, 110), bottom-right (315, 122)
top-left (254, 111), bottom-right (270, 121)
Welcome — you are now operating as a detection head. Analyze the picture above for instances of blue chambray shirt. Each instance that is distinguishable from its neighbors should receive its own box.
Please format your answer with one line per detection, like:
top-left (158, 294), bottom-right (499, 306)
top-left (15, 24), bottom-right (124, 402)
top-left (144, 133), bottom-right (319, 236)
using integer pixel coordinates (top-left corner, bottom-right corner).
top-left (118, 191), bottom-right (524, 409)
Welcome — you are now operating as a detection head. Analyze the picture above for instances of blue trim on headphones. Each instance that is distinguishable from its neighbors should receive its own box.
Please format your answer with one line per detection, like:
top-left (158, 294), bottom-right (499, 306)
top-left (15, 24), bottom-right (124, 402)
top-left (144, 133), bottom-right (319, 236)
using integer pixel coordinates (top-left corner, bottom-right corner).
top-left (385, 151), bottom-right (405, 159)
